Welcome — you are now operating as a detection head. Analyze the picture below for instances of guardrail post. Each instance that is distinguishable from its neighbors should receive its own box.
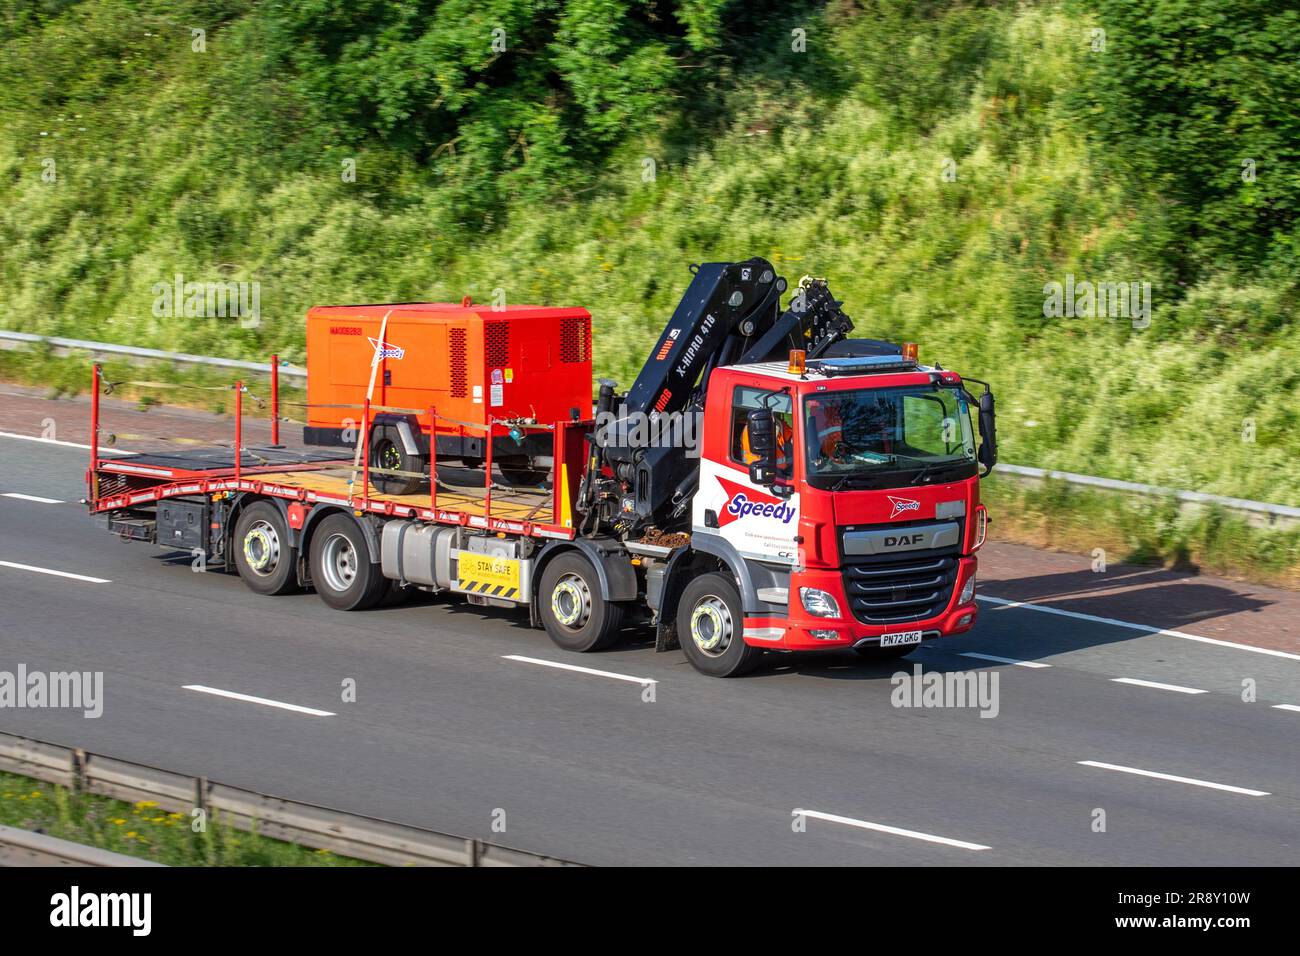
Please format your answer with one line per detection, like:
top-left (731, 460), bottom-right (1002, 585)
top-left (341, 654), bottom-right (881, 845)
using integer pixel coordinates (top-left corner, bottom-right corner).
top-left (71, 748), bottom-right (86, 793)
top-left (193, 775), bottom-right (208, 818)
top-left (270, 354), bottom-right (280, 446)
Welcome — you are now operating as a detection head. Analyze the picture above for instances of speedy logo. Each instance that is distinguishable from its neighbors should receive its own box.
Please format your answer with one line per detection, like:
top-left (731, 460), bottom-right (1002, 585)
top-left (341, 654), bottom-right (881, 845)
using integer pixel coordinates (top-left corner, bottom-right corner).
top-left (368, 337), bottom-right (405, 360)
top-left (717, 477), bottom-right (795, 526)
top-left (887, 495), bottom-right (921, 519)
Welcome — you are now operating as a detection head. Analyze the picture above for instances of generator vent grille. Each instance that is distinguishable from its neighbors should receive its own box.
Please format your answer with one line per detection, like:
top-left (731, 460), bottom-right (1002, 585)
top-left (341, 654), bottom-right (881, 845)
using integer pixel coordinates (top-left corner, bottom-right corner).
top-left (484, 322), bottom-right (510, 369)
top-left (560, 316), bottom-right (591, 364)
top-left (449, 328), bottom-right (468, 398)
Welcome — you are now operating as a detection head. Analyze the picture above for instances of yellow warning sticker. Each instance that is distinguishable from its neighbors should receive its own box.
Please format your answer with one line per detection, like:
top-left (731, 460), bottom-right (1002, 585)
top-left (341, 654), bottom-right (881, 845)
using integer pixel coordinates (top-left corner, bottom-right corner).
top-left (457, 553), bottom-right (520, 591)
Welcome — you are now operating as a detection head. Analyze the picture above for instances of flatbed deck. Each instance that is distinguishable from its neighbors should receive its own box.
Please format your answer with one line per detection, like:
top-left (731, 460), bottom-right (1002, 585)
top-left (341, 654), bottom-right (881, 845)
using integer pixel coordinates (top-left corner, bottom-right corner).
top-left (92, 444), bottom-right (573, 539)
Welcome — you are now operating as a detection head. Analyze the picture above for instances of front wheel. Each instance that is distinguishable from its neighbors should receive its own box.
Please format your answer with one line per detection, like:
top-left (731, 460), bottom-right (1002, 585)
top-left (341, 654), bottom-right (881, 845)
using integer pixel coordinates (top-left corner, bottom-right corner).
top-left (677, 573), bottom-right (764, 677)
top-left (538, 553), bottom-right (625, 652)
top-left (309, 513), bottom-right (388, 611)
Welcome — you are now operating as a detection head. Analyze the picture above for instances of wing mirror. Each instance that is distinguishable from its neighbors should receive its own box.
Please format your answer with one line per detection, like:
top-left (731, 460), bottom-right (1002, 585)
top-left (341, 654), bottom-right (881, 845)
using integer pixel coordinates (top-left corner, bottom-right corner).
top-left (977, 389), bottom-right (997, 474)
top-left (745, 407), bottom-right (776, 485)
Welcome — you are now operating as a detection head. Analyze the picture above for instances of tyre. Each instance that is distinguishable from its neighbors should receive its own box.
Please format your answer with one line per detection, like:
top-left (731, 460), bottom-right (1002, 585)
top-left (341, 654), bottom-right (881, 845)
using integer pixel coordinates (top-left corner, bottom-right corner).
top-left (677, 572), bottom-right (764, 677)
top-left (369, 428), bottom-right (425, 496)
top-left (497, 459), bottom-right (550, 488)
top-left (232, 501), bottom-right (300, 596)
top-left (538, 552), bottom-right (625, 652)
top-left (308, 513), bottom-right (388, 611)
top-left (852, 643), bottom-right (918, 662)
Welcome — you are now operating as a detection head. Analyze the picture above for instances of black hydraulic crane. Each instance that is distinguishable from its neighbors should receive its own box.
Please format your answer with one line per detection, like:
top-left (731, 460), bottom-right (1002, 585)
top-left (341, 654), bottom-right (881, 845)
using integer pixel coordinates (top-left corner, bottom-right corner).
top-left (579, 257), bottom-right (856, 537)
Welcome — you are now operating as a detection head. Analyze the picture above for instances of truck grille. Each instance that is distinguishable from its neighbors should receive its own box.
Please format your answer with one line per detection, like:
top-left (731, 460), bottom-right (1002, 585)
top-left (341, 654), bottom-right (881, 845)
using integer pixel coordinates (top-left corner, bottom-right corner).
top-left (842, 549), bottom-right (959, 626)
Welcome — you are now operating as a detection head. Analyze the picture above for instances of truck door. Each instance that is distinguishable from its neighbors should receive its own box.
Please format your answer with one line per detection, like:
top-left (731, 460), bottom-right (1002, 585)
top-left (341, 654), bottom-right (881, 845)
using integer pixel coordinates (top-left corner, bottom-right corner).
top-left (694, 380), bottom-right (800, 566)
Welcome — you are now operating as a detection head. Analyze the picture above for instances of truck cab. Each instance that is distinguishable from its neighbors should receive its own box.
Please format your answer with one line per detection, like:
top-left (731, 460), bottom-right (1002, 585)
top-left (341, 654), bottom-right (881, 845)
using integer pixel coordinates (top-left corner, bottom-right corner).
top-left (677, 349), bottom-right (990, 674)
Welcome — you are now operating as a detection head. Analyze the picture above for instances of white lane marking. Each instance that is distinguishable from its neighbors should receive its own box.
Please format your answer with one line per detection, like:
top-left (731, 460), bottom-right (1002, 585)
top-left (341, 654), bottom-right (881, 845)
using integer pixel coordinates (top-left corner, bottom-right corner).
top-left (794, 808), bottom-right (991, 851)
top-left (0, 430), bottom-right (136, 454)
top-left (978, 594), bottom-right (1300, 662)
top-left (502, 655), bottom-right (656, 686)
top-left (1272, 704), bottom-right (1300, 713)
top-left (182, 685), bottom-right (335, 717)
top-left (1078, 761), bottom-right (1269, 797)
top-left (1111, 677), bottom-right (1207, 695)
top-left (1, 492), bottom-right (64, 504)
top-left (958, 652), bottom-right (1050, 669)
top-left (0, 560), bottom-right (108, 584)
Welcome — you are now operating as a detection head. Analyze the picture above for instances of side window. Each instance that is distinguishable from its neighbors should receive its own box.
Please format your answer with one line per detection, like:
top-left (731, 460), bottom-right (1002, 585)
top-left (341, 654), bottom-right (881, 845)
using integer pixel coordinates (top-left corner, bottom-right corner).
top-left (729, 386), bottom-right (792, 465)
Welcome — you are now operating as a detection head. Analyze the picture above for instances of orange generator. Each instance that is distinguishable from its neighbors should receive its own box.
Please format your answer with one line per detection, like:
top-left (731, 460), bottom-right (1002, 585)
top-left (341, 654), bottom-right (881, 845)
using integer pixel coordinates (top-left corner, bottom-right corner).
top-left (304, 302), bottom-right (594, 492)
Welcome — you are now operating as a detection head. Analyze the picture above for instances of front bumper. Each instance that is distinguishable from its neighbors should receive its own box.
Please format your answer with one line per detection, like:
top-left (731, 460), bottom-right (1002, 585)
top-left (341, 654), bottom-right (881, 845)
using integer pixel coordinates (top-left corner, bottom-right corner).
top-left (741, 557), bottom-right (978, 651)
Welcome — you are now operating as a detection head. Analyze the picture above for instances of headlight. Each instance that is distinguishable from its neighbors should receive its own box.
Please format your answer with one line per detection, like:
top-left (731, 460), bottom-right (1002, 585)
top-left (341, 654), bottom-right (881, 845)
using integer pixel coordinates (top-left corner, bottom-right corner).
top-left (800, 587), bottom-right (841, 618)
top-left (959, 573), bottom-right (976, 605)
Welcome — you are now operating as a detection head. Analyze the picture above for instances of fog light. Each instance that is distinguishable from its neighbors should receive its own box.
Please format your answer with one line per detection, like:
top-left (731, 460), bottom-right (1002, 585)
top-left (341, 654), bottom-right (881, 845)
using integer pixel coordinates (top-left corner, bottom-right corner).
top-left (809, 629), bottom-right (840, 641)
top-left (800, 587), bottom-right (841, 618)
top-left (959, 573), bottom-right (976, 605)
top-left (957, 613), bottom-right (973, 627)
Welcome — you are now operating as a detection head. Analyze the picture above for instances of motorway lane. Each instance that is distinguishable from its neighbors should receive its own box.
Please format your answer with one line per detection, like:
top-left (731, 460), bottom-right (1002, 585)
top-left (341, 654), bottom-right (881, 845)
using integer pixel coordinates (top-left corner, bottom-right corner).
top-left (1, 437), bottom-right (1298, 865)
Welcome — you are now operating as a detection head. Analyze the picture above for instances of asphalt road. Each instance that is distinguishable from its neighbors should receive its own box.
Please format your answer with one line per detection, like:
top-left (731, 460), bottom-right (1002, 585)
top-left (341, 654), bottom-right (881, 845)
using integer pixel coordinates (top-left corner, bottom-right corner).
top-left (1, 434), bottom-right (1298, 865)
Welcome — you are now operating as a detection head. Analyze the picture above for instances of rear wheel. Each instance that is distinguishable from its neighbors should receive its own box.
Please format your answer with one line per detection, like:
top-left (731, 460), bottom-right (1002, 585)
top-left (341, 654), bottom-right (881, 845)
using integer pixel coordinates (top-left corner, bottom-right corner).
top-left (677, 573), bottom-right (764, 677)
top-left (538, 553), bottom-right (625, 652)
top-left (232, 501), bottom-right (300, 595)
top-left (309, 513), bottom-right (388, 611)
top-left (368, 429), bottom-right (425, 496)
top-left (497, 458), bottom-right (550, 487)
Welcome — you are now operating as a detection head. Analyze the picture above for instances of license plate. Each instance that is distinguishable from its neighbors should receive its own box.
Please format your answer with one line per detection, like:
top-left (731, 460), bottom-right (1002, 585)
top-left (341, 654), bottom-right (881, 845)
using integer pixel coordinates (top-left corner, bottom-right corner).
top-left (879, 630), bottom-right (923, 648)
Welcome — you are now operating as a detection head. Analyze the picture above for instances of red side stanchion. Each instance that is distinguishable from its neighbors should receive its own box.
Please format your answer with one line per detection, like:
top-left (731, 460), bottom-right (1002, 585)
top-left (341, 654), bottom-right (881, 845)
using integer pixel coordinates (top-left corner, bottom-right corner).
top-left (427, 406), bottom-right (437, 515)
top-left (483, 421), bottom-right (493, 522)
top-left (270, 354), bottom-right (280, 446)
top-left (361, 398), bottom-right (371, 510)
top-left (89, 364), bottom-right (101, 504)
top-left (234, 380), bottom-right (243, 482)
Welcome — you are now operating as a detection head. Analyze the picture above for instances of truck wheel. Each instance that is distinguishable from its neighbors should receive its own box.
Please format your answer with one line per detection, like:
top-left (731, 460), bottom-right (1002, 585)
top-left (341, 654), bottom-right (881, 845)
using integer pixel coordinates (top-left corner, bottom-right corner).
top-left (232, 501), bottom-right (300, 596)
top-left (539, 553), bottom-right (625, 652)
top-left (678, 573), bottom-right (764, 677)
top-left (309, 513), bottom-right (388, 611)
top-left (497, 458), bottom-right (549, 488)
top-left (369, 429), bottom-right (425, 496)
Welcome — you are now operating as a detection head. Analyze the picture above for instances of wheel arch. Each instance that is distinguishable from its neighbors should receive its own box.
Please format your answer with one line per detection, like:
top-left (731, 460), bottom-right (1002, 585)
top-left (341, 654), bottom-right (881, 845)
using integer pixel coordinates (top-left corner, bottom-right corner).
top-left (528, 538), bottom-right (638, 627)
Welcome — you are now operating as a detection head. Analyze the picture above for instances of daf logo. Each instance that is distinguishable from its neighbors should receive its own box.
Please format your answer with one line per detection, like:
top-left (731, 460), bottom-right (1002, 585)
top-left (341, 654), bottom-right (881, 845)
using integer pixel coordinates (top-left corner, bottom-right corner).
top-left (883, 533), bottom-right (925, 549)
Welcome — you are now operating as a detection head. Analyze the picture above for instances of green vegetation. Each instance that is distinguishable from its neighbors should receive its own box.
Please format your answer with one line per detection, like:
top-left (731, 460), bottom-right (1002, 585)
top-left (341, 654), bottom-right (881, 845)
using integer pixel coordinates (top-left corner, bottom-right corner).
top-left (0, 770), bottom-right (371, 866)
top-left (2, 1), bottom-right (1297, 571)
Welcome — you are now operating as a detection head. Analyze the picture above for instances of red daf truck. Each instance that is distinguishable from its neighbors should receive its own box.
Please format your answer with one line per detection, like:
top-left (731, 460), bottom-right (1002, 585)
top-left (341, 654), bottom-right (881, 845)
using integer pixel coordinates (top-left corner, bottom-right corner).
top-left (87, 258), bottom-right (997, 677)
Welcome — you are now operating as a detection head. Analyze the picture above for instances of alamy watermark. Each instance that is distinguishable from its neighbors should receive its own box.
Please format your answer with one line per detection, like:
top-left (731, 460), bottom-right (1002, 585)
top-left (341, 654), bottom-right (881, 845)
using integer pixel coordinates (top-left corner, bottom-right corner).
top-left (0, 665), bottom-right (103, 718)
top-left (595, 408), bottom-right (701, 458)
top-left (891, 664), bottom-right (999, 718)
top-left (152, 273), bottom-right (260, 328)
top-left (1043, 274), bottom-right (1151, 329)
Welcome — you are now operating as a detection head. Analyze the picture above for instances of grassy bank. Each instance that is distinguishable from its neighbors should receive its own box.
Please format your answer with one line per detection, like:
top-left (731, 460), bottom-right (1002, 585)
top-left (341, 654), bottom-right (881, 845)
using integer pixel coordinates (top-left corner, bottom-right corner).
top-left (3, 1), bottom-right (1297, 575)
top-left (0, 770), bottom-right (371, 866)
top-left (981, 474), bottom-right (1300, 589)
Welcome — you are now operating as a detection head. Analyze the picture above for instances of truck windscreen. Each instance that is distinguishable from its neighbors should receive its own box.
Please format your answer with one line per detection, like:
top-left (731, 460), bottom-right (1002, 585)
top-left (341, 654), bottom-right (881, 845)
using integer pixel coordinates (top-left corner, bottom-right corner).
top-left (802, 384), bottom-right (977, 489)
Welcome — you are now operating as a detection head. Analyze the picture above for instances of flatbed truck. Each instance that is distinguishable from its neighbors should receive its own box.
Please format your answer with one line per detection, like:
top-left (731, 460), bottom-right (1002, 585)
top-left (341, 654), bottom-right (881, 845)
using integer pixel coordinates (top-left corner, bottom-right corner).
top-left (87, 257), bottom-right (997, 677)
